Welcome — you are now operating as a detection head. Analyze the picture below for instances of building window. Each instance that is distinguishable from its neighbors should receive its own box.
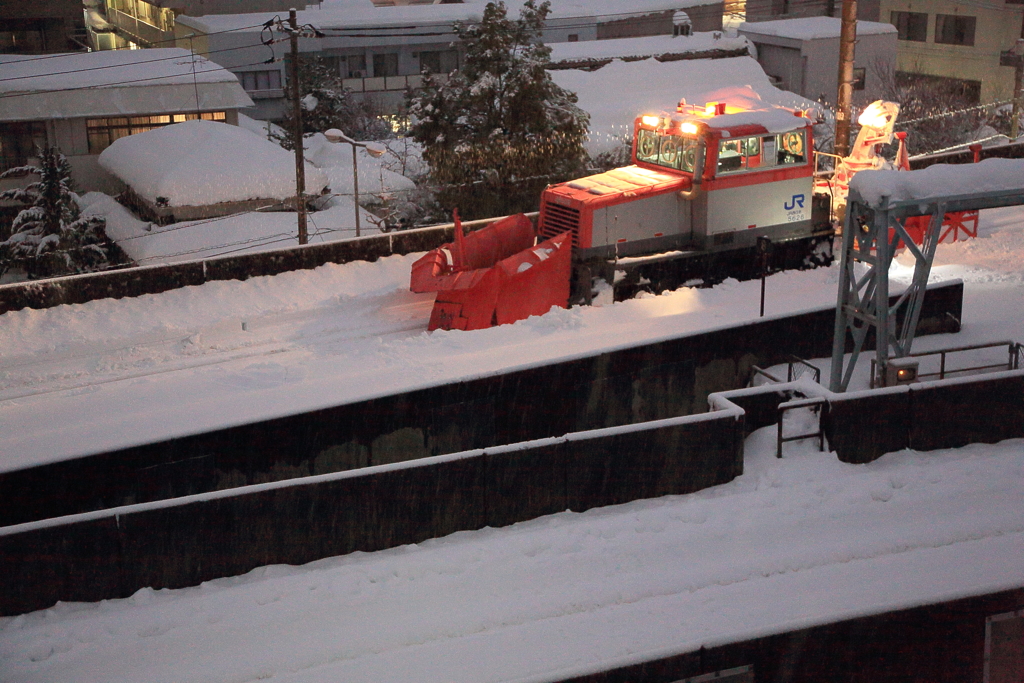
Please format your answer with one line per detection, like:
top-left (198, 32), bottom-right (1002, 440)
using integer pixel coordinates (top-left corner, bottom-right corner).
top-left (240, 70), bottom-right (282, 92)
top-left (568, 34), bottom-right (579, 42)
top-left (343, 54), bottom-right (367, 78)
top-left (86, 111), bottom-right (225, 153)
top-left (373, 53), bottom-right (399, 78)
top-left (890, 11), bottom-right (927, 42)
top-left (0, 121), bottom-right (47, 172)
top-left (934, 14), bottom-right (975, 46)
top-left (418, 50), bottom-right (458, 74)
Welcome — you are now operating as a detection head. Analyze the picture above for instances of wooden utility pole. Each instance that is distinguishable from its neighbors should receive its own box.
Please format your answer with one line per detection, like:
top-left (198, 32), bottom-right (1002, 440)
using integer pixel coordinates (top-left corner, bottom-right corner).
top-left (834, 0), bottom-right (857, 158)
top-left (288, 8), bottom-right (308, 245)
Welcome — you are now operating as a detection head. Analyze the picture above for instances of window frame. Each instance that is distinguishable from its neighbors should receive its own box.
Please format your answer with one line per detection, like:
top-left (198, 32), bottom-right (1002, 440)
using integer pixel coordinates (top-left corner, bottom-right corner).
top-left (86, 111), bottom-right (226, 154)
top-left (890, 10), bottom-right (928, 42)
top-left (934, 13), bottom-right (976, 47)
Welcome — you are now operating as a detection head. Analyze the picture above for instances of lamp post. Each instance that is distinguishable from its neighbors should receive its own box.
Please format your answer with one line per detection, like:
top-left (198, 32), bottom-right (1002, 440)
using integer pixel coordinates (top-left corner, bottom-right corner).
top-left (324, 129), bottom-right (386, 237)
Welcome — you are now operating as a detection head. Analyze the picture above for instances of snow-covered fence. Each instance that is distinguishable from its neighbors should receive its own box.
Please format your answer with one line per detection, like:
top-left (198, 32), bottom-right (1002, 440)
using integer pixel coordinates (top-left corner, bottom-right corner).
top-left (0, 408), bottom-right (744, 617)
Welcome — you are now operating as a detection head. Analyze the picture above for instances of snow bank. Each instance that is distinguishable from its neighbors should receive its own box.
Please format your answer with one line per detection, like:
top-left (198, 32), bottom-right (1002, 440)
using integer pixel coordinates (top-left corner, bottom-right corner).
top-left (738, 16), bottom-right (896, 40)
top-left (98, 120), bottom-right (328, 207)
top-left (850, 159), bottom-right (1024, 208)
top-left (549, 32), bottom-right (750, 64)
top-left (551, 56), bottom-right (821, 154)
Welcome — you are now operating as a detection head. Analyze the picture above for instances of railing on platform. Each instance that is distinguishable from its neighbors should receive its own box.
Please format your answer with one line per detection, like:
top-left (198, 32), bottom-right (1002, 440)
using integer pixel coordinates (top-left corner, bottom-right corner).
top-left (777, 396), bottom-right (826, 459)
top-left (871, 340), bottom-right (1023, 389)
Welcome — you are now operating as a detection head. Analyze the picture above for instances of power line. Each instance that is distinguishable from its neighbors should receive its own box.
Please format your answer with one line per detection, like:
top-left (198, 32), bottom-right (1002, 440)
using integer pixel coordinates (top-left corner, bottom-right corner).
top-left (0, 40), bottom-right (286, 86)
top-left (0, 57), bottom-right (282, 101)
top-left (0, 22), bottom-right (273, 65)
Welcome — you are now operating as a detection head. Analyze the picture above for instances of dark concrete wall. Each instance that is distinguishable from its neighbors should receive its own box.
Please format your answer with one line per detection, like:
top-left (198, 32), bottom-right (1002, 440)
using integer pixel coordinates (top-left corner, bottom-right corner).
top-left (824, 372), bottom-right (1024, 464)
top-left (0, 281), bottom-right (963, 527)
top-left (0, 411), bottom-right (742, 617)
top-left (556, 588), bottom-right (1024, 683)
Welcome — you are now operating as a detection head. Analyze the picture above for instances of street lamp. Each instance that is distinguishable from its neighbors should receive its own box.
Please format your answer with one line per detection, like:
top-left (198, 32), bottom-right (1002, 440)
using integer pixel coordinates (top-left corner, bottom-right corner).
top-left (324, 129), bottom-right (386, 237)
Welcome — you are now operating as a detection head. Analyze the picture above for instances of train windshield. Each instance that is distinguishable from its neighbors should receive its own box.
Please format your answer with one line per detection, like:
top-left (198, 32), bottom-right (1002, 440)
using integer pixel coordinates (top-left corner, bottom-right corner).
top-left (636, 129), bottom-right (699, 173)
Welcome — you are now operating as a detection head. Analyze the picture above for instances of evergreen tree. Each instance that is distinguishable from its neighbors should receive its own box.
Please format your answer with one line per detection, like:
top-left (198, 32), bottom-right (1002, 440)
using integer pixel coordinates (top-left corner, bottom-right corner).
top-left (275, 55), bottom-right (390, 150)
top-left (407, 0), bottom-right (590, 219)
top-left (0, 147), bottom-right (124, 279)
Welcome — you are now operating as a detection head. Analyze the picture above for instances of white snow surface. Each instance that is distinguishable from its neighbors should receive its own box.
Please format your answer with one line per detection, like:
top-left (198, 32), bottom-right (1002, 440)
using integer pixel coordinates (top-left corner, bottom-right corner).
top-left (551, 57), bottom-right (821, 154)
top-left (738, 16), bottom-right (897, 40)
top-left (549, 32), bottom-right (751, 63)
top-left (0, 433), bottom-right (1021, 682)
top-left (98, 120), bottom-right (328, 207)
top-left (850, 159), bottom-right (1024, 208)
top-left (0, 211), bottom-right (1023, 681)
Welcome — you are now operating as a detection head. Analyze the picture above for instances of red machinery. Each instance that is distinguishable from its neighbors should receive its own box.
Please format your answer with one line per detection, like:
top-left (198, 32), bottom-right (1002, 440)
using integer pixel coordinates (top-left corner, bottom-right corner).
top-left (410, 211), bottom-right (572, 331)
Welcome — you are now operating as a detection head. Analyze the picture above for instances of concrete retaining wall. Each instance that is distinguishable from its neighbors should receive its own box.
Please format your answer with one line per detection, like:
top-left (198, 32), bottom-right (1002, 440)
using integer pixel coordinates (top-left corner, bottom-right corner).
top-left (0, 410), bottom-right (743, 617)
top-left (824, 370), bottom-right (1024, 464)
top-left (0, 281), bottom-right (963, 527)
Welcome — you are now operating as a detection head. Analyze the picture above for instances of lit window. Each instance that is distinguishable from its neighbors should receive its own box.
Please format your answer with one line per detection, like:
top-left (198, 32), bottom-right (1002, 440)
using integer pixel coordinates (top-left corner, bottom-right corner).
top-left (86, 111), bottom-right (227, 153)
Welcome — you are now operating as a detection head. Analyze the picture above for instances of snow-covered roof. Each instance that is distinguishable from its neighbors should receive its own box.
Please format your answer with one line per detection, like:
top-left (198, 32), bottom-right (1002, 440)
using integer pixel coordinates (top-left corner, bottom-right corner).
top-left (739, 16), bottom-right (897, 40)
top-left (0, 48), bottom-right (253, 122)
top-left (549, 32), bottom-right (750, 65)
top-left (850, 159), bottom-right (1024, 209)
top-left (98, 119), bottom-right (328, 207)
top-left (550, 56), bottom-right (820, 154)
top-left (180, 0), bottom-right (718, 33)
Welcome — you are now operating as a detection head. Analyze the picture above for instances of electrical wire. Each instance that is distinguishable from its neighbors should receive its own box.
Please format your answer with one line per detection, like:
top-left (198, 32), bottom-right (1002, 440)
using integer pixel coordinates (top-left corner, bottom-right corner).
top-left (0, 40), bottom-right (287, 85)
top-left (0, 57), bottom-right (282, 101)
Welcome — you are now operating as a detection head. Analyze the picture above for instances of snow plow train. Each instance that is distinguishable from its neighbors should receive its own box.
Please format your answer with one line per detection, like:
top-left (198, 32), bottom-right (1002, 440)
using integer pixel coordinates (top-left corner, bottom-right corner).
top-left (411, 94), bottom-right (973, 332)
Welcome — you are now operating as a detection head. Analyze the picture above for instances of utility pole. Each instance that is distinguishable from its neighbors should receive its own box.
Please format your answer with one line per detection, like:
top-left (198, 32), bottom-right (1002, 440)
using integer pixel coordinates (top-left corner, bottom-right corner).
top-left (1011, 38), bottom-right (1024, 141)
top-left (834, 0), bottom-right (857, 158)
top-left (288, 7), bottom-right (308, 245)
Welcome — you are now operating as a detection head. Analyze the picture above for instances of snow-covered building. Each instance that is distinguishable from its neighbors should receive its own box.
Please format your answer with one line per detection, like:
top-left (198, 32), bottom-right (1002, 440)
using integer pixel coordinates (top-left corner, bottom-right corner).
top-left (547, 31), bottom-right (752, 71)
top-left (175, 0), bottom-right (725, 121)
top-left (0, 48), bottom-right (254, 199)
top-left (97, 119), bottom-right (328, 224)
top-left (738, 17), bottom-right (897, 104)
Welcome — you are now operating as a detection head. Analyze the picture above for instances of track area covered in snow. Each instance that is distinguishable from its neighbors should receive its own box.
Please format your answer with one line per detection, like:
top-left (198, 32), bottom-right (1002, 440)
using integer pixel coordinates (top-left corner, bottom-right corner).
top-left (0, 206), bottom-right (1023, 682)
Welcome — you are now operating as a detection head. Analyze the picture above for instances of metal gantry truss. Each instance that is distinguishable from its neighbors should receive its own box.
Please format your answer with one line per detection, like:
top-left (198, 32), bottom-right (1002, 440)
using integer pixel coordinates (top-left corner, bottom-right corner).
top-left (830, 184), bottom-right (1024, 393)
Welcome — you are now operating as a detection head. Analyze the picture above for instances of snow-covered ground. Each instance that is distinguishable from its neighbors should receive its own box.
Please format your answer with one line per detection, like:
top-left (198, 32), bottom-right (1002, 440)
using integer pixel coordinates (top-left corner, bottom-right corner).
top-left (1, 424), bottom-right (1021, 682)
top-left (0, 205), bottom-right (1022, 680)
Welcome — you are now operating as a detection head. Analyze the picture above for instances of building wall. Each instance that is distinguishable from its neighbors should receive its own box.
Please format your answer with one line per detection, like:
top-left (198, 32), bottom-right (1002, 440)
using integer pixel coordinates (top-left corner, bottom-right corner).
top-left (597, 5), bottom-right (725, 39)
top-left (0, 0), bottom-right (86, 53)
top-left (879, 0), bottom-right (1024, 104)
top-left (740, 29), bottom-right (897, 104)
top-left (743, 0), bottom-right (880, 22)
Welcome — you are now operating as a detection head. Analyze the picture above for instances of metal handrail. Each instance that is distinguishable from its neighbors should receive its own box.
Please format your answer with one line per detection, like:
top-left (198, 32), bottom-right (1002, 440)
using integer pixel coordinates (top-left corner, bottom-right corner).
top-left (749, 365), bottom-right (784, 386)
top-left (777, 396), bottom-right (826, 458)
top-left (786, 355), bottom-right (822, 384)
top-left (871, 340), bottom-right (1022, 388)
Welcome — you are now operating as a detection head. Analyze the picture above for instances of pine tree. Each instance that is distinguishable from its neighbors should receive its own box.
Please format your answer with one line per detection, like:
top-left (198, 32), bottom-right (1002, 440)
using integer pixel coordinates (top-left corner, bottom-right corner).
top-left (0, 147), bottom-right (124, 279)
top-left (275, 55), bottom-right (390, 150)
top-left (407, 0), bottom-right (590, 219)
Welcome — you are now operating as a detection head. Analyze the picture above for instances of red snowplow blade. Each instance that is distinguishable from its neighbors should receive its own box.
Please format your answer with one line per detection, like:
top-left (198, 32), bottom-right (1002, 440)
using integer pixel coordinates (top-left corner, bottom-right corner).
top-left (410, 214), bottom-right (572, 332)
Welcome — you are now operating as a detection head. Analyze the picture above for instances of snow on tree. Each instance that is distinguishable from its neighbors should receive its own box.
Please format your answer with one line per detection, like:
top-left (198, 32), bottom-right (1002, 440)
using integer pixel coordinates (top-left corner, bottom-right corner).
top-left (275, 55), bottom-right (390, 150)
top-left (407, 0), bottom-right (590, 220)
top-left (0, 147), bottom-right (124, 279)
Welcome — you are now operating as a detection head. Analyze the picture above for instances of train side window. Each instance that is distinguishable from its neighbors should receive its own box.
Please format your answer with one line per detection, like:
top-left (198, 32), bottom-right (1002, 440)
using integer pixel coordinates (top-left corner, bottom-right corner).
top-left (717, 136), bottom-right (760, 174)
top-left (777, 130), bottom-right (806, 165)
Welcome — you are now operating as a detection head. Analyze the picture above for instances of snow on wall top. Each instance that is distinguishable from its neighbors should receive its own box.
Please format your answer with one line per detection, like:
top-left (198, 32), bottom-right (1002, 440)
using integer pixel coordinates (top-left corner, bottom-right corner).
top-left (182, 0), bottom-right (717, 33)
top-left (0, 49), bottom-right (253, 122)
top-left (739, 16), bottom-right (897, 40)
top-left (551, 56), bottom-right (820, 154)
top-left (98, 119), bottom-right (328, 206)
top-left (549, 32), bottom-right (750, 64)
top-left (849, 159), bottom-right (1024, 209)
